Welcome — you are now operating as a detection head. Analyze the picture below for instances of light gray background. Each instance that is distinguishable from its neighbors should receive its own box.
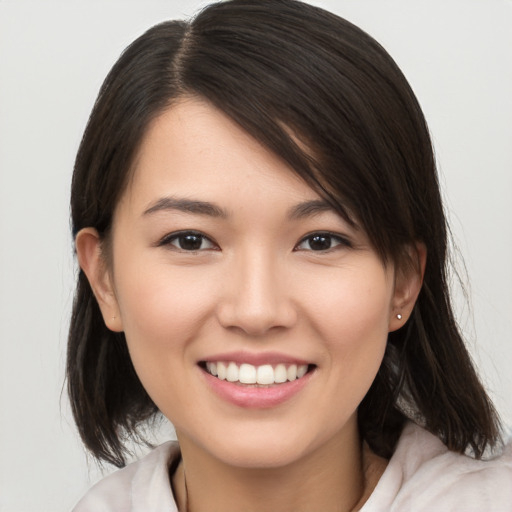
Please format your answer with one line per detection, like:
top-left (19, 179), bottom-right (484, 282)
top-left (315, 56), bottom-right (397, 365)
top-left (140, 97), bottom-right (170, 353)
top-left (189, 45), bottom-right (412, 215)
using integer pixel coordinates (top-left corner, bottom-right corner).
top-left (1, 1), bottom-right (511, 510)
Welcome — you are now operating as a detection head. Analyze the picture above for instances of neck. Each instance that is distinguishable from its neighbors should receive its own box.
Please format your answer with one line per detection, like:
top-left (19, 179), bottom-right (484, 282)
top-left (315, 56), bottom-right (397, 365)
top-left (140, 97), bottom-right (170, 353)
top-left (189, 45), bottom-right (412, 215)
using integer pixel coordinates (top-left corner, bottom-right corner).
top-left (172, 419), bottom-right (373, 512)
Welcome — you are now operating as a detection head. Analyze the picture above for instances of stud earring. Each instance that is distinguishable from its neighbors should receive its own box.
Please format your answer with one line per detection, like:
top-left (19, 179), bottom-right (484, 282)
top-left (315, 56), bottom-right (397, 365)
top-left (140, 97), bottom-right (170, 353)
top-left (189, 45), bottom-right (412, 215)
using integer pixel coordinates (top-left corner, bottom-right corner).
top-left (396, 313), bottom-right (402, 320)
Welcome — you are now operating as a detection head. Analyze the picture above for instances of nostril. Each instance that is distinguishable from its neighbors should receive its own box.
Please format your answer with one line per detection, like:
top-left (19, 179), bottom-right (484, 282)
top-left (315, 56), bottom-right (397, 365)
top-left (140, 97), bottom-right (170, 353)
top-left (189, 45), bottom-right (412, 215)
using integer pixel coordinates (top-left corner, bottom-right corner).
top-left (216, 301), bottom-right (298, 336)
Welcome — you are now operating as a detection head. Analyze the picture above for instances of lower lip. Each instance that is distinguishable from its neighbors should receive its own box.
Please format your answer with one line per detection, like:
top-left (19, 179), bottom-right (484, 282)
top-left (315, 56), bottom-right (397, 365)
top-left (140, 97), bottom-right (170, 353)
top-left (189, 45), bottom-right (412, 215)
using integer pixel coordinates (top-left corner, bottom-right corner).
top-left (201, 367), bottom-right (314, 409)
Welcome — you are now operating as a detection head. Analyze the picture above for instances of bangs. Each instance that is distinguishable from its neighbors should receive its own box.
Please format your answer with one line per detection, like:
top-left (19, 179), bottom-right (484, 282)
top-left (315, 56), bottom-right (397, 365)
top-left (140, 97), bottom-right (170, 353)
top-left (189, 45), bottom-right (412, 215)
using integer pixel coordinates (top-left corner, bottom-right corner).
top-left (175, 0), bottom-right (432, 265)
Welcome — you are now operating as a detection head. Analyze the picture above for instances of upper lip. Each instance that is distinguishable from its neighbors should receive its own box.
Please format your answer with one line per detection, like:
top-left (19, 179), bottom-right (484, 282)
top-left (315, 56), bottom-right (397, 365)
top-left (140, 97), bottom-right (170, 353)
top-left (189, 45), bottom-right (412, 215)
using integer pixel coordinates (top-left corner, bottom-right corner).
top-left (199, 351), bottom-right (312, 367)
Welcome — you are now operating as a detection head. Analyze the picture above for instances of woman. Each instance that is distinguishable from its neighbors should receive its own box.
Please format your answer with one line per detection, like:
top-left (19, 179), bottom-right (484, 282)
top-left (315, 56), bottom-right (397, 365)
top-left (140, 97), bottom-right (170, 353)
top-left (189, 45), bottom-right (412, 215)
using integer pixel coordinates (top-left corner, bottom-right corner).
top-left (68, 0), bottom-right (512, 510)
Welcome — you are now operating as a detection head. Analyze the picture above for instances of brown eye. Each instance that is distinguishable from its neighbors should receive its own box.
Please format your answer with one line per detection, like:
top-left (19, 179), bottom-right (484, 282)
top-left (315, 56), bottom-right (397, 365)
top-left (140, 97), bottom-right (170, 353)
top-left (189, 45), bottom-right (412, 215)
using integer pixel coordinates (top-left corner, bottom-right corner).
top-left (160, 231), bottom-right (216, 251)
top-left (175, 234), bottom-right (205, 250)
top-left (307, 234), bottom-right (332, 251)
top-left (295, 232), bottom-right (350, 252)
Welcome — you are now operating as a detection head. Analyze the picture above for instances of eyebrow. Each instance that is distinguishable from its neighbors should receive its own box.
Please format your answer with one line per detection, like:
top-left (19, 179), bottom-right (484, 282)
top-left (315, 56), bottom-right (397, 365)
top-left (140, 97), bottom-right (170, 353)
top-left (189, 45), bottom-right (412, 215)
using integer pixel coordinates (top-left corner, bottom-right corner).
top-left (287, 199), bottom-right (337, 220)
top-left (142, 196), bottom-right (343, 222)
top-left (143, 197), bottom-right (228, 218)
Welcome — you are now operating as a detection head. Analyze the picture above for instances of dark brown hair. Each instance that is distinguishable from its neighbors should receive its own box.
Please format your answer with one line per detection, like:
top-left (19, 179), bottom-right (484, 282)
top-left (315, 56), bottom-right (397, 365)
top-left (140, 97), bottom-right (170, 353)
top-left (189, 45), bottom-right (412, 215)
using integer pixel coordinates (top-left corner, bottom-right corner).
top-left (68, 0), bottom-right (501, 467)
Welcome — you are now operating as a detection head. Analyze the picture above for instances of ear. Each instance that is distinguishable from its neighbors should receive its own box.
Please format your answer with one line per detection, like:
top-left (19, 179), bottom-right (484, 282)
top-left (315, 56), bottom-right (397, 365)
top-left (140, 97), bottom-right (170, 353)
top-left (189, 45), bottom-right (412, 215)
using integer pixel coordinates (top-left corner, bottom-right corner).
top-left (388, 242), bottom-right (427, 332)
top-left (75, 227), bottom-right (123, 332)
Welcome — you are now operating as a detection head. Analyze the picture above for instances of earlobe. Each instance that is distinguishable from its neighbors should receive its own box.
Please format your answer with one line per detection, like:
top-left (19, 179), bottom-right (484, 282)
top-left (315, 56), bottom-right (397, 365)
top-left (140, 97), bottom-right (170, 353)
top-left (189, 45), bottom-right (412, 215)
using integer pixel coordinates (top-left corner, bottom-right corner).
top-left (75, 227), bottom-right (123, 332)
top-left (389, 242), bottom-right (427, 332)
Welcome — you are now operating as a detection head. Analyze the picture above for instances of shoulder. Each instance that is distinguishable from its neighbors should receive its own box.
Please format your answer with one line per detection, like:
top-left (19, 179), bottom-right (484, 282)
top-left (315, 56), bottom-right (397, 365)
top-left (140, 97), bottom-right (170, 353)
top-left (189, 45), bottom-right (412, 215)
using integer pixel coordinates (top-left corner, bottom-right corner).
top-left (71, 441), bottom-right (180, 512)
top-left (362, 422), bottom-right (512, 512)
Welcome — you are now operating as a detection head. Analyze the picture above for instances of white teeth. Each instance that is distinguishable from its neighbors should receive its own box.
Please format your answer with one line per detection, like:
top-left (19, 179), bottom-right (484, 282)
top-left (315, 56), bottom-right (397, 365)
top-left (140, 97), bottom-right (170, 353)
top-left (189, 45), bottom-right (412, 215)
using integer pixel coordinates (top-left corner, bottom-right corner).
top-left (274, 364), bottom-right (288, 383)
top-left (217, 361), bottom-right (227, 380)
top-left (206, 362), bottom-right (217, 376)
top-left (226, 362), bottom-right (239, 382)
top-left (297, 364), bottom-right (308, 378)
top-left (287, 365), bottom-right (297, 381)
top-left (205, 362), bottom-right (309, 385)
top-left (239, 363), bottom-right (257, 384)
top-left (256, 364), bottom-right (274, 385)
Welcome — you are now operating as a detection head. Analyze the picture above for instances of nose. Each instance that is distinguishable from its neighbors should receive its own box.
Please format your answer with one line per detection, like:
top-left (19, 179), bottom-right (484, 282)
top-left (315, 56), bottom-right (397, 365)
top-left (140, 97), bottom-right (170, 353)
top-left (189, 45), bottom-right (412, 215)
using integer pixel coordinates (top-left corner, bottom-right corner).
top-left (216, 252), bottom-right (297, 336)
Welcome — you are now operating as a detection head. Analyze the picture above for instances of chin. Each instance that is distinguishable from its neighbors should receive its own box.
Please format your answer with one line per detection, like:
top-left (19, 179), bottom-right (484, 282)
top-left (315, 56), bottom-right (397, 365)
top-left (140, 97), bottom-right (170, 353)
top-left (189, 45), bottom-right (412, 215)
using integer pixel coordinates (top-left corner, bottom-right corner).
top-left (179, 414), bottom-right (354, 471)
top-left (211, 439), bottom-right (310, 470)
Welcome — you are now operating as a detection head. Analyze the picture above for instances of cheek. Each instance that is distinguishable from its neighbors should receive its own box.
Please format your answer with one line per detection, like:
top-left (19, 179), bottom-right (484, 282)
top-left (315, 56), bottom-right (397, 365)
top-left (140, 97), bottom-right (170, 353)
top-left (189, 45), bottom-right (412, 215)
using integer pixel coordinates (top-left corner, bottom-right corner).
top-left (303, 261), bottom-right (393, 338)
top-left (116, 256), bottom-right (214, 341)
top-left (303, 264), bottom-right (392, 390)
top-left (112, 259), bottom-right (215, 396)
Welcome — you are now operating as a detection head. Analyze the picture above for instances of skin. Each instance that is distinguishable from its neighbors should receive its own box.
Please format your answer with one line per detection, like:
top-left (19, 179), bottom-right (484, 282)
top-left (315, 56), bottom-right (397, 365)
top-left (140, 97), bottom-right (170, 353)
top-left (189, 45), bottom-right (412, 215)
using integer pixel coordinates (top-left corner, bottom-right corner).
top-left (77, 97), bottom-right (425, 512)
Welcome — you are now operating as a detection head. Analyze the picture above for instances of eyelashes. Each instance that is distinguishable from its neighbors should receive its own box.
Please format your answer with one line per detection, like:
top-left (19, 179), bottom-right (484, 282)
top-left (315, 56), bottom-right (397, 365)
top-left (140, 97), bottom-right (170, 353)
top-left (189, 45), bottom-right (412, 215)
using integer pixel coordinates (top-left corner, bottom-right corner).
top-left (294, 232), bottom-right (352, 252)
top-left (157, 231), bottom-right (218, 251)
top-left (157, 230), bottom-right (352, 253)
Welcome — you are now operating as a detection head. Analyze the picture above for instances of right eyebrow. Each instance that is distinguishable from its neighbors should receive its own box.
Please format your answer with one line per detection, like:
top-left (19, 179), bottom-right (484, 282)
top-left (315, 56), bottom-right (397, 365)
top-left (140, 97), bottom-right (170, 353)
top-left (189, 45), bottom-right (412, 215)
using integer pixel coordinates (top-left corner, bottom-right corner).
top-left (142, 197), bottom-right (228, 218)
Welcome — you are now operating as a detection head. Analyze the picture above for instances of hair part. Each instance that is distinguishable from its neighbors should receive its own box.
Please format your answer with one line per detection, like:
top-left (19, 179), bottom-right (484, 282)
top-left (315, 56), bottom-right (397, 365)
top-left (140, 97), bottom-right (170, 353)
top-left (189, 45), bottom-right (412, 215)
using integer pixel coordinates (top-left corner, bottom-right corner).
top-left (68, 0), bottom-right (501, 467)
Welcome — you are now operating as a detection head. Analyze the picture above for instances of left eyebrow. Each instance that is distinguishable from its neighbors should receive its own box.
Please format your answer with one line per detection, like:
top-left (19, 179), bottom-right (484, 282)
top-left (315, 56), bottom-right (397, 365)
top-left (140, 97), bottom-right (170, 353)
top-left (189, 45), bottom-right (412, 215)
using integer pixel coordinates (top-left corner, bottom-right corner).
top-left (288, 199), bottom-right (357, 228)
top-left (287, 200), bottom-right (337, 220)
top-left (142, 197), bottom-right (228, 218)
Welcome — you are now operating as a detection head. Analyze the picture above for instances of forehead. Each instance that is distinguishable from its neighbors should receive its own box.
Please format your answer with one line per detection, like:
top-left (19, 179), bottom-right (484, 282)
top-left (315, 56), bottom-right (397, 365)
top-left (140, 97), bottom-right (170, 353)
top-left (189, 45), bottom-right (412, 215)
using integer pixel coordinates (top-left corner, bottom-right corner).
top-left (122, 97), bottom-right (322, 214)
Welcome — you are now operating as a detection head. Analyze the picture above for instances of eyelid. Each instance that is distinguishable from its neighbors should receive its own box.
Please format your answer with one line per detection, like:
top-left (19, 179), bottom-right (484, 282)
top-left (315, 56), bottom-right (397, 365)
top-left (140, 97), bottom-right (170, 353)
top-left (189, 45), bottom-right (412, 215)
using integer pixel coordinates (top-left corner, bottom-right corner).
top-left (294, 231), bottom-right (353, 252)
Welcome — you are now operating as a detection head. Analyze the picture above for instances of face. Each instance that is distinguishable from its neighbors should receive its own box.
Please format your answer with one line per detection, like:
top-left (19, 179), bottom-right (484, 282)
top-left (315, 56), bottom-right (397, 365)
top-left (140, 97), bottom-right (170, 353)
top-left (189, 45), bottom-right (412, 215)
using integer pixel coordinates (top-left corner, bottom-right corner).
top-left (80, 97), bottom-right (417, 469)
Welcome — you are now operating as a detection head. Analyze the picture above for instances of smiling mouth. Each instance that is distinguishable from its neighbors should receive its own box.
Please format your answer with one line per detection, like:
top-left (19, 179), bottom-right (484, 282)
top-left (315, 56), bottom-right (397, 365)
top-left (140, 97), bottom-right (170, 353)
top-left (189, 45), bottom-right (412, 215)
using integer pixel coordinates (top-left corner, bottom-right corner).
top-left (199, 361), bottom-right (314, 386)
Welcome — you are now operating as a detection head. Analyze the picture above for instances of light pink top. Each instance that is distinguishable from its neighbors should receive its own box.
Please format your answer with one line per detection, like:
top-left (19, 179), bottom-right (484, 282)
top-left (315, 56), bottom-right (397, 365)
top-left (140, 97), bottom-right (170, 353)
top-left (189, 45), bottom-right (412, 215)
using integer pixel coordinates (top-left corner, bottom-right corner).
top-left (72, 422), bottom-right (512, 511)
